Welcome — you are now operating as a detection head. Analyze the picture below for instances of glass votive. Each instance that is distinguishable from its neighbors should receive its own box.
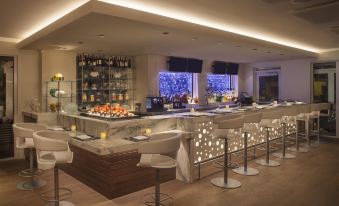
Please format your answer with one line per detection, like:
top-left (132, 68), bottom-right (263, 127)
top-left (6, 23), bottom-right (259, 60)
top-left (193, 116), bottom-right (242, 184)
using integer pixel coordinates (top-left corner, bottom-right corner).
top-left (100, 131), bottom-right (107, 140)
top-left (145, 128), bottom-right (152, 136)
top-left (225, 105), bottom-right (230, 109)
top-left (70, 125), bottom-right (76, 132)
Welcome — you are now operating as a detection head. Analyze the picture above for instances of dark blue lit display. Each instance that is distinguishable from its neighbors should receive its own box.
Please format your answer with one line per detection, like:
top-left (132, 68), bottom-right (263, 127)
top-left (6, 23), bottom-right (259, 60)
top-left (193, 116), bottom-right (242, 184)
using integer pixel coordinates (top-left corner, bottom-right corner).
top-left (207, 74), bottom-right (231, 93)
top-left (159, 72), bottom-right (192, 96)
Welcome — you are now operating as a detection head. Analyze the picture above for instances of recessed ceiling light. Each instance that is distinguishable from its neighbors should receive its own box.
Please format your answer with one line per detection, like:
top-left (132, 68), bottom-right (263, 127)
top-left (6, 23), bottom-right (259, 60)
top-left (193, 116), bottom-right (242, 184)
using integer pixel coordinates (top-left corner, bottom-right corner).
top-left (280, 53), bottom-right (285, 55)
top-left (216, 42), bottom-right (223, 45)
top-left (192, 37), bottom-right (198, 40)
top-left (252, 48), bottom-right (258, 51)
top-left (162, 32), bottom-right (169, 35)
top-left (77, 41), bottom-right (84, 44)
top-left (266, 51), bottom-right (271, 53)
top-left (98, 34), bottom-right (105, 38)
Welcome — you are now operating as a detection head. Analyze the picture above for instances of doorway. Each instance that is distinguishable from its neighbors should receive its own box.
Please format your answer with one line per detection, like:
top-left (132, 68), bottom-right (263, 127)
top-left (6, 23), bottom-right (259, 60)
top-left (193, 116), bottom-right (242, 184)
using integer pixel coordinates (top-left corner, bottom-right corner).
top-left (312, 62), bottom-right (336, 137)
top-left (255, 68), bottom-right (280, 102)
top-left (0, 56), bottom-right (14, 159)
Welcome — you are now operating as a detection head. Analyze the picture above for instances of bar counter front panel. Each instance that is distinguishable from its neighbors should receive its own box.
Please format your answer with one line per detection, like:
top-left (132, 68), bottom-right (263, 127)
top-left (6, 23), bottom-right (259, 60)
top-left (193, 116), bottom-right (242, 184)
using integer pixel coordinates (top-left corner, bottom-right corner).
top-left (57, 105), bottom-right (297, 199)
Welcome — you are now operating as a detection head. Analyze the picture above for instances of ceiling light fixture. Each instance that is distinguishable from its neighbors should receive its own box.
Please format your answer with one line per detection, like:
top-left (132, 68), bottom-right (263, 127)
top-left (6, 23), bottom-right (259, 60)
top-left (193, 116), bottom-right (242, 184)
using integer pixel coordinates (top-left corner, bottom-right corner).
top-left (98, 34), bottom-right (105, 38)
top-left (192, 37), bottom-right (198, 40)
top-left (216, 42), bottom-right (223, 45)
top-left (20, 0), bottom-right (89, 41)
top-left (99, 0), bottom-right (322, 53)
top-left (162, 32), bottom-right (169, 35)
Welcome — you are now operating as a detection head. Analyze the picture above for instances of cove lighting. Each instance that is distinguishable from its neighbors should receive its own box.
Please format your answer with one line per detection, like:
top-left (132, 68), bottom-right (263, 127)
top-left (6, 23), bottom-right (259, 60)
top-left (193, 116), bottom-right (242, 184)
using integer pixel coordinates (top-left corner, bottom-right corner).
top-left (99, 0), bottom-right (322, 53)
top-left (20, 0), bottom-right (89, 41)
top-left (0, 37), bottom-right (20, 43)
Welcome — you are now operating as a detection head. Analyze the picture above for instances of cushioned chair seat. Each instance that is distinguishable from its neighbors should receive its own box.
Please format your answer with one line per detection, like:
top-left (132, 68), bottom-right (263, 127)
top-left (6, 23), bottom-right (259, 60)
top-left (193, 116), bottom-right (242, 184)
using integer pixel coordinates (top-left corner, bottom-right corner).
top-left (138, 154), bottom-right (176, 169)
top-left (16, 138), bottom-right (34, 148)
top-left (260, 119), bottom-right (280, 128)
top-left (242, 123), bottom-right (259, 133)
top-left (212, 129), bottom-right (242, 139)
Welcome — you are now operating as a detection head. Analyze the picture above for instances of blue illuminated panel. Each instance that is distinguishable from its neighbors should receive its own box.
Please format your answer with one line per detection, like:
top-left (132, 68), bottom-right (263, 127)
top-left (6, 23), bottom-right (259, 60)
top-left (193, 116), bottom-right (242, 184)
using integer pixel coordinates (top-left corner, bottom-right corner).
top-left (159, 72), bottom-right (192, 96)
top-left (207, 74), bottom-right (231, 93)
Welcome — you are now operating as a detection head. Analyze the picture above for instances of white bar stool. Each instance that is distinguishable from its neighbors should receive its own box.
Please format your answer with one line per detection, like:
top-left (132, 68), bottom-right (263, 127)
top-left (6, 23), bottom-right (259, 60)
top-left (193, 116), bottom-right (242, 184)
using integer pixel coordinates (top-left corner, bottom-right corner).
top-left (213, 114), bottom-right (242, 169)
top-left (210, 116), bottom-right (244, 189)
top-left (137, 132), bottom-right (181, 206)
top-left (233, 112), bottom-right (261, 176)
top-left (33, 130), bottom-right (74, 206)
top-left (288, 104), bottom-right (310, 153)
top-left (255, 109), bottom-right (281, 167)
top-left (13, 123), bottom-right (47, 190)
top-left (272, 106), bottom-right (296, 159)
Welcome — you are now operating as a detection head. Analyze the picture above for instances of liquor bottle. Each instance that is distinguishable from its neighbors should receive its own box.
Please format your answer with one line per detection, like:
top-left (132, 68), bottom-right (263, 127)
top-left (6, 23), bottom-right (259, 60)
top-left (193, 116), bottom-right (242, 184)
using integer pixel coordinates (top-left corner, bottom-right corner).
top-left (124, 57), bottom-right (128, 68)
top-left (128, 58), bottom-right (132, 69)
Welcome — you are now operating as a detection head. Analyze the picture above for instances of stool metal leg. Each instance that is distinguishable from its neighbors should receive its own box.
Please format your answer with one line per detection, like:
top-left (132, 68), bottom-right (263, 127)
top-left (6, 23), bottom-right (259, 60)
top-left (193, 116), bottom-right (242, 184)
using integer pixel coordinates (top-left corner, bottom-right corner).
top-left (288, 120), bottom-right (308, 153)
top-left (43, 166), bottom-right (74, 206)
top-left (273, 123), bottom-right (296, 159)
top-left (256, 127), bottom-right (280, 167)
top-left (311, 117), bottom-right (320, 147)
top-left (211, 138), bottom-right (241, 189)
top-left (17, 148), bottom-right (46, 191)
top-left (233, 132), bottom-right (260, 175)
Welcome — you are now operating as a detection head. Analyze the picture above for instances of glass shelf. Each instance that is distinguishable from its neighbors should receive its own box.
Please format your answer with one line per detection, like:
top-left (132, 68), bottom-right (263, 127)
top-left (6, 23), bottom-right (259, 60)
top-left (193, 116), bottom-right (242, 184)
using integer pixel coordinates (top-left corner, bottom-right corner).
top-left (77, 55), bottom-right (136, 114)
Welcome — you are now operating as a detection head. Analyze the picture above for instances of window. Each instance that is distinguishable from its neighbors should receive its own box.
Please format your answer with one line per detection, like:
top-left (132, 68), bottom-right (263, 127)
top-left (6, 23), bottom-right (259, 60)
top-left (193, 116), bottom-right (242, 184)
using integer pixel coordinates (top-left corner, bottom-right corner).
top-left (207, 74), bottom-right (231, 93)
top-left (159, 72), bottom-right (193, 96)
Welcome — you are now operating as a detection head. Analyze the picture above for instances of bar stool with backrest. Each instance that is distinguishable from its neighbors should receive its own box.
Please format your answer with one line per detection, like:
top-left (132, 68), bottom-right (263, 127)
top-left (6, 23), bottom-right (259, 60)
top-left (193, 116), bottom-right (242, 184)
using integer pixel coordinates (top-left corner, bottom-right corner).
top-left (33, 130), bottom-right (74, 206)
top-left (255, 109), bottom-right (282, 167)
top-left (137, 132), bottom-right (181, 206)
top-left (212, 114), bottom-right (242, 169)
top-left (210, 116), bottom-right (244, 189)
top-left (13, 123), bottom-right (47, 190)
top-left (272, 106), bottom-right (297, 159)
top-left (309, 103), bottom-right (330, 147)
top-left (233, 112), bottom-right (261, 176)
top-left (288, 104), bottom-right (310, 153)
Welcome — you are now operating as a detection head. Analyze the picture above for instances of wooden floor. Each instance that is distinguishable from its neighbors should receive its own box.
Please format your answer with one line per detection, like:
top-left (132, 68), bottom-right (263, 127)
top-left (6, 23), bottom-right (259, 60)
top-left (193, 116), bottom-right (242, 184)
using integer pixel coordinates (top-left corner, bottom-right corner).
top-left (1, 137), bottom-right (339, 206)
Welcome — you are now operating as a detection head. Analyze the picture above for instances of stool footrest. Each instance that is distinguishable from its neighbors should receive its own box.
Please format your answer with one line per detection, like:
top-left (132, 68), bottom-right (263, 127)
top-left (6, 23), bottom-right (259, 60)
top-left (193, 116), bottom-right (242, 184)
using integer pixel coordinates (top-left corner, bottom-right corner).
top-left (143, 193), bottom-right (173, 206)
top-left (40, 188), bottom-right (72, 202)
top-left (18, 168), bottom-right (43, 178)
top-left (212, 160), bottom-right (239, 169)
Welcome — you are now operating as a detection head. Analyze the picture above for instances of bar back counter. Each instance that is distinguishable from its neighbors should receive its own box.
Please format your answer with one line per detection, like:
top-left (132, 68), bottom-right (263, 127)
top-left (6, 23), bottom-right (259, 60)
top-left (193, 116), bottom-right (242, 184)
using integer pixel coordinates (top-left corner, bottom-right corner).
top-left (51, 103), bottom-right (321, 199)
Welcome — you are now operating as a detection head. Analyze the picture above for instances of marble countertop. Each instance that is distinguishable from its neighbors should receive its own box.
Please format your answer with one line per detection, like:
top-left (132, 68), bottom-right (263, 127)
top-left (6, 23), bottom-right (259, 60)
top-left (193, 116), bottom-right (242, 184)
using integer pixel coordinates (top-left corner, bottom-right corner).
top-left (70, 129), bottom-right (192, 155)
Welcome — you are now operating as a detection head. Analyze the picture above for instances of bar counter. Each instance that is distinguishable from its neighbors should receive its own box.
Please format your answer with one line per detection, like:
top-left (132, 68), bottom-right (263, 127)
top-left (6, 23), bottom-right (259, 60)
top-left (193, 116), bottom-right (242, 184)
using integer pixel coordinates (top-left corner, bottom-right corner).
top-left (53, 103), bottom-right (298, 198)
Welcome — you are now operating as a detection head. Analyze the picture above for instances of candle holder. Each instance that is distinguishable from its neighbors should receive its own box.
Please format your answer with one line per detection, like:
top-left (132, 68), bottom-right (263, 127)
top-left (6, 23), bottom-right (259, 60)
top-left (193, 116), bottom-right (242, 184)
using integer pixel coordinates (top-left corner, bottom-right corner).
top-left (145, 128), bottom-right (152, 136)
top-left (70, 125), bottom-right (76, 132)
top-left (100, 131), bottom-right (108, 140)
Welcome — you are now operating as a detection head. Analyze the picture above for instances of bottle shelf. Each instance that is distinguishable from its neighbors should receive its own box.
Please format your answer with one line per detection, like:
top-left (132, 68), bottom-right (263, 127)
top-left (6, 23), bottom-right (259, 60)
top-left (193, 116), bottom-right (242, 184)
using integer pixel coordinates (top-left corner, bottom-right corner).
top-left (77, 54), bottom-right (136, 111)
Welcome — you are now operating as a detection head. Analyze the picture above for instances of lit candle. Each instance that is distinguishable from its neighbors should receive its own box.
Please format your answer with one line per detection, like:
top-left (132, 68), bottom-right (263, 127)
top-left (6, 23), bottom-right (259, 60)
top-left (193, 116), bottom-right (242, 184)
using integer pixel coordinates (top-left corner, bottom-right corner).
top-left (71, 125), bottom-right (76, 132)
top-left (145, 128), bottom-right (152, 135)
top-left (225, 105), bottom-right (230, 109)
top-left (100, 131), bottom-right (107, 140)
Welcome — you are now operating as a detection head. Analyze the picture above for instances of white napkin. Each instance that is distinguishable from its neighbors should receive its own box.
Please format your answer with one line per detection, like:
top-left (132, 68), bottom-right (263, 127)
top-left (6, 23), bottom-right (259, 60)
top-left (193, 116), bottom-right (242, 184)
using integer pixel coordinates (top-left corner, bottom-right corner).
top-left (132, 136), bottom-right (149, 141)
top-left (76, 134), bottom-right (92, 140)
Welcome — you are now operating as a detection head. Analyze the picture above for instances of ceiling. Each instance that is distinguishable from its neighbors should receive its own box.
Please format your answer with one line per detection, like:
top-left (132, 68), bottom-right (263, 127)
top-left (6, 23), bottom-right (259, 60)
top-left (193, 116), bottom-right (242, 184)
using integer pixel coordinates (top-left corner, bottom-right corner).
top-left (1, 0), bottom-right (339, 62)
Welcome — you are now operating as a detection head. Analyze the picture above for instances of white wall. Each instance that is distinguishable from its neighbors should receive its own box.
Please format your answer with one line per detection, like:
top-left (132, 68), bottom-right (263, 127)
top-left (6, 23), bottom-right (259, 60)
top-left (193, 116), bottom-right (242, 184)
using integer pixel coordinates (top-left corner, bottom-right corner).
top-left (239, 58), bottom-right (314, 103)
top-left (40, 50), bottom-right (76, 111)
